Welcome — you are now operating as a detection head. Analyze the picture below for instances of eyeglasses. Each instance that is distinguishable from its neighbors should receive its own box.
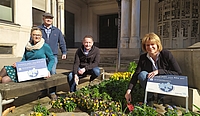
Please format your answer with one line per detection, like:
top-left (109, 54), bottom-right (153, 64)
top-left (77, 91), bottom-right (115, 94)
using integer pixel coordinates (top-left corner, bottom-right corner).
top-left (32, 34), bottom-right (42, 37)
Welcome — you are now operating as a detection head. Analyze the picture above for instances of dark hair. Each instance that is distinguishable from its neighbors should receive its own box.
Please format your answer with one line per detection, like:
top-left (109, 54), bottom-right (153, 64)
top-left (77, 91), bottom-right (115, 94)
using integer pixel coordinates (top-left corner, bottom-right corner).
top-left (82, 35), bottom-right (94, 42)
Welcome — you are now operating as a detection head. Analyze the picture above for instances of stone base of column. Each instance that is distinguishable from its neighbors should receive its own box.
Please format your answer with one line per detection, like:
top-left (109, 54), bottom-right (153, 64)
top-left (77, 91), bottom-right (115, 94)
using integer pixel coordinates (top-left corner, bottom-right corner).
top-left (120, 48), bottom-right (140, 60)
top-left (129, 36), bottom-right (140, 48)
top-left (120, 37), bottom-right (129, 48)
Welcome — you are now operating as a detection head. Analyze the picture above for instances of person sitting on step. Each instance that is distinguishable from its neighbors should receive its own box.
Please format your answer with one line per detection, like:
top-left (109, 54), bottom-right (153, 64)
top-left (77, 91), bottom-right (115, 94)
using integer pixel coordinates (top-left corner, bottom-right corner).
top-left (67, 35), bottom-right (100, 92)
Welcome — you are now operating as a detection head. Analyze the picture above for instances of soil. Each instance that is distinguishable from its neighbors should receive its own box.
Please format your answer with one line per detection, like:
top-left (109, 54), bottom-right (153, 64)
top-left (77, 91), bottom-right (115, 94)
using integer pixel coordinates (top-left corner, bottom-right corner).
top-left (48, 107), bottom-right (88, 114)
top-left (48, 107), bottom-right (66, 113)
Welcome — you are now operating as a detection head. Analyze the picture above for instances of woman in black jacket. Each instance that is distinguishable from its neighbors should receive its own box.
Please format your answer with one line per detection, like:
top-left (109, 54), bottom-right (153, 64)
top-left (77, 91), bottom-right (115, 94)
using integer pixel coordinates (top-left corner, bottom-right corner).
top-left (125, 32), bottom-right (182, 103)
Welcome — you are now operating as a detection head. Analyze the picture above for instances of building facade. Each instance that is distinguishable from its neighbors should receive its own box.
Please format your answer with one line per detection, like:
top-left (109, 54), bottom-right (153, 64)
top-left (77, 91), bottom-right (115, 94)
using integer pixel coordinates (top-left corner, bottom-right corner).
top-left (0, 0), bottom-right (199, 67)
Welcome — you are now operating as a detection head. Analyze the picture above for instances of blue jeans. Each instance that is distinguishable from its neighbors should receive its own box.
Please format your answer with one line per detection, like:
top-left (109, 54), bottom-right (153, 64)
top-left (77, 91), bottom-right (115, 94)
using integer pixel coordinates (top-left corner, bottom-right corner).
top-left (49, 55), bottom-right (58, 94)
top-left (51, 55), bottom-right (58, 75)
top-left (138, 71), bottom-right (148, 89)
top-left (68, 67), bottom-right (100, 92)
top-left (138, 71), bottom-right (164, 101)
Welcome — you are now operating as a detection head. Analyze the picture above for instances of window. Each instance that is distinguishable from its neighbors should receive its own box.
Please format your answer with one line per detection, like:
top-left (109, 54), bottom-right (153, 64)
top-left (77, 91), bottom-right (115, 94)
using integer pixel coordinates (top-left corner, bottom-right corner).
top-left (0, 46), bottom-right (12, 54)
top-left (0, 0), bottom-right (13, 22)
top-left (32, 8), bottom-right (44, 26)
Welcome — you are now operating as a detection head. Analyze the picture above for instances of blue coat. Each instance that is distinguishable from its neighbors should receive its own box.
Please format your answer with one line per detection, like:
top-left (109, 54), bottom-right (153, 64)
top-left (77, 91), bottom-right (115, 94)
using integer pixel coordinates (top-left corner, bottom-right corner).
top-left (21, 43), bottom-right (55, 71)
top-left (38, 24), bottom-right (67, 55)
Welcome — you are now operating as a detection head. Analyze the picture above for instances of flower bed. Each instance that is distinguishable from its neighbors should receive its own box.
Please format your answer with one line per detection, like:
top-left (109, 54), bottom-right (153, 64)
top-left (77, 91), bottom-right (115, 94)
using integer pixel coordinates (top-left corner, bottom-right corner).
top-left (30, 61), bottom-right (200, 116)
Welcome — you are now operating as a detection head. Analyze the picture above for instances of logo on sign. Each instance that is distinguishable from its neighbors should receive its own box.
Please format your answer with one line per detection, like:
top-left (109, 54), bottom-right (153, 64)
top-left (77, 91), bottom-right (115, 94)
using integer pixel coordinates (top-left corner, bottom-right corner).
top-left (159, 82), bottom-right (173, 92)
top-left (27, 68), bottom-right (38, 77)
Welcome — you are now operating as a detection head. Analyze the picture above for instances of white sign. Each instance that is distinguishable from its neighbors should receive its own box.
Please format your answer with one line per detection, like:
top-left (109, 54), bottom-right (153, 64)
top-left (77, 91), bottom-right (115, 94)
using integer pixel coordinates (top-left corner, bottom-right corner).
top-left (146, 75), bottom-right (188, 97)
top-left (16, 59), bottom-right (48, 82)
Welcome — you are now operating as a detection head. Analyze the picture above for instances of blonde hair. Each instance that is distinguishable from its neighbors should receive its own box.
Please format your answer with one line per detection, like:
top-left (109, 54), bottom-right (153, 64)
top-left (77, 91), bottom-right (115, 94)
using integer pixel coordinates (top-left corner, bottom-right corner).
top-left (141, 32), bottom-right (163, 52)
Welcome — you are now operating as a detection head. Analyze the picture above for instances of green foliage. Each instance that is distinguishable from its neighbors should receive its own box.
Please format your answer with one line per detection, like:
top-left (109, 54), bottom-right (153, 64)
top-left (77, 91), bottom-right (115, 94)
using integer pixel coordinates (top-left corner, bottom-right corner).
top-left (98, 79), bottom-right (129, 104)
top-left (182, 111), bottom-right (200, 116)
top-left (194, 104), bottom-right (200, 111)
top-left (51, 97), bottom-right (77, 112)
top-left (63, 98), bottom-right (77, 112)
top-left (72, 85), bottom-right (121, 113)
top-left (47, 61), bottom-right (200, 115)
top-left (33, 103), bottom-right (50, 116)
top-left (164, 109), bottom-right (179, 116)
top-left (127, 61), bottom-right (137, 77)
top-left (180, 104), bottom-right (200, 116)
top-left (129, 104), bottom-right (158, 116)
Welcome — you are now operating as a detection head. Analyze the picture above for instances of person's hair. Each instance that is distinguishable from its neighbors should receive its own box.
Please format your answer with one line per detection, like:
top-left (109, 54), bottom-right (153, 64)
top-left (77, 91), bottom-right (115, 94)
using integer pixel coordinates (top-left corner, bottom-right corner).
top-left (30, 27), bottom-right (42, 35)
top-left (141, 32), bottom-right (163, 52)
top-left (82, 35), bottom-right (94, 42)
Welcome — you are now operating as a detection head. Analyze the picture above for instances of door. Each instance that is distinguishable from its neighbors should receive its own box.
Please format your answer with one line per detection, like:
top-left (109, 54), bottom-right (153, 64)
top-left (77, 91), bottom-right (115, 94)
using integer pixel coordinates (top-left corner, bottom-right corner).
top-left (65, 11), bottom-right (75, 48)
top-left (99, 14), bottom-right (118, 48)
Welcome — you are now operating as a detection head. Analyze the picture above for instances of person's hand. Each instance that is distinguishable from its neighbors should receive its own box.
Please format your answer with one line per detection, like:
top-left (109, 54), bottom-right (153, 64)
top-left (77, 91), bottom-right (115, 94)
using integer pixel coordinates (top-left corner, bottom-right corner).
top-left (78, 68), bottom-right (86, 75)
top-left (147, 70), bottom-right (158, 78)
top-left (125, 89), bottom-right (132, 103)
top-left (12, 62), bottom-right (16, 67)
top-left (74, 75), bottom-right (79, 85)
top-left (61, 54), bottom-right (67, 59)
top-left (45, 71), bottom-right (51, 78)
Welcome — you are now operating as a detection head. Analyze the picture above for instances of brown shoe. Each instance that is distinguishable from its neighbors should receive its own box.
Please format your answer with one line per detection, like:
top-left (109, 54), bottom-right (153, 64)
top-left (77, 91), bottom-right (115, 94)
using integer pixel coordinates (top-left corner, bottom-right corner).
top-left (50, 93), bottom-right (57, 101)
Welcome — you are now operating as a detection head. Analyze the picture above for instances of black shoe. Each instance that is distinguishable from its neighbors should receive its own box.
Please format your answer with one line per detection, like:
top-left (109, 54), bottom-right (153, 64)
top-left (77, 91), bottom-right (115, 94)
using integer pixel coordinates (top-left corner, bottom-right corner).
top-left (147, 95), bottom-right (155, 106)
top-left (147, 93), bottom-right (155, 102)
top-left (157, 94), bottom-right (165, 104)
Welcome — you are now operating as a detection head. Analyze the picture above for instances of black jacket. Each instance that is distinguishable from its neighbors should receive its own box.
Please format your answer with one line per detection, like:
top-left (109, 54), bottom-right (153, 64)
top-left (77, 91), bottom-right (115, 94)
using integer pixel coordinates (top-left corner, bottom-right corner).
top-left (73, 45), bottom-right (100, 74)
top-left (128, 49), bottom-right (182, 90)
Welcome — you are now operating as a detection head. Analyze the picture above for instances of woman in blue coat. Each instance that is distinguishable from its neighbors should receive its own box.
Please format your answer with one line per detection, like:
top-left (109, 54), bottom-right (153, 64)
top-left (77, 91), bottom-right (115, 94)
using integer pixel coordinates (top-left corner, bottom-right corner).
top-left (0, 27), bottom-right (54, 83)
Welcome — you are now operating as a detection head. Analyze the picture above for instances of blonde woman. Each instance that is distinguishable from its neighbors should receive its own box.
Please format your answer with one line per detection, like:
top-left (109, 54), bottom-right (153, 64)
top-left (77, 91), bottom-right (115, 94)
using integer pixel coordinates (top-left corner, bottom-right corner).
top-left (125, 32), bottom-right (182, 103)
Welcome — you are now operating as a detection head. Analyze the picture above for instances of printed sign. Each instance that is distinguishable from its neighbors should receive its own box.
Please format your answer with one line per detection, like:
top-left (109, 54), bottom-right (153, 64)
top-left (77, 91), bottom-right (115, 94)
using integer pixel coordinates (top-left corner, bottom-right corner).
top-left (16, 58), bottom-right (48, 82)
top-left (146, 75), bottom-right (188, 97)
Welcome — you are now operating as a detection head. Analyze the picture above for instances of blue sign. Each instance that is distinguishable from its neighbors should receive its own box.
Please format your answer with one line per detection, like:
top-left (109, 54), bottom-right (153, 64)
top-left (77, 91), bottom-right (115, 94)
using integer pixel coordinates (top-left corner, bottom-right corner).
top-left (146, 75), bottom-right (188, 97)
top-left (16, 59), bottom-right (48, 82)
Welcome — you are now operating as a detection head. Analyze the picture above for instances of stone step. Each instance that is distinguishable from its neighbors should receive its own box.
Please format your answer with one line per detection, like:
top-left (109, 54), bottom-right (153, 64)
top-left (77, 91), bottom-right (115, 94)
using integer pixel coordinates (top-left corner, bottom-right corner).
top-left (58, 58), bottom-right (132, 67)
top-left (65, 48), bottom-right (118, 54)
top-left (58, 48), bottom-right (137, 72)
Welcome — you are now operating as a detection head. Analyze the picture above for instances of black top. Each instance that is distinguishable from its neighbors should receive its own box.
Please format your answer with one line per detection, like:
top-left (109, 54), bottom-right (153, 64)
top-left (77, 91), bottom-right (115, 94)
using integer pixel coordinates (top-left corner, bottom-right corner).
top-left (128, 49), bottom-right (182, 90)
top-left (73, 45), bottom-right (100, 74)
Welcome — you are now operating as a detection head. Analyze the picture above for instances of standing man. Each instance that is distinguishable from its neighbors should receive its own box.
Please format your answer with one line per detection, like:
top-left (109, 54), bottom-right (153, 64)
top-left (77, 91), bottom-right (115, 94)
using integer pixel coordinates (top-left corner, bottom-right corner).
top-left (68, 35), bottom-right (100, 92)
top-left (38, 12), bottom-right (67, 100)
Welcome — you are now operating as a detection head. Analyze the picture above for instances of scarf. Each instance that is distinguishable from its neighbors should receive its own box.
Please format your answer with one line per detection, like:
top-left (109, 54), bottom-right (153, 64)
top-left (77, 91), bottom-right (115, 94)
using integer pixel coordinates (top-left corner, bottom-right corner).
top-left (25, 38), bottom-right (45, 51)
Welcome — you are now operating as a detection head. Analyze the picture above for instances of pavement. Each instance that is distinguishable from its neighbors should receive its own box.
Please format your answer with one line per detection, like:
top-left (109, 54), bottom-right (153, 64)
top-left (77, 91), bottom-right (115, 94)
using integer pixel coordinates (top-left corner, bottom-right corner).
top-left (6, 62), bottom-right (117, 116)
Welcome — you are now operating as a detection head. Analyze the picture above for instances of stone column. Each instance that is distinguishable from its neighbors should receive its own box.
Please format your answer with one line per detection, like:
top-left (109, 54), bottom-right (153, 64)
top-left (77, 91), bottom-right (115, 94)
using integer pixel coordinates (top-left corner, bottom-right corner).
top-left (52, 0), bottom-right (57, 27)
top-left (45, 0), bottom-right (51, 13)
top-left (120, 0), bottom-right (130, 48)
top-left (57, 0), bottom-right (65, 34)
top-left (129, 0), bottom-right (140, 48)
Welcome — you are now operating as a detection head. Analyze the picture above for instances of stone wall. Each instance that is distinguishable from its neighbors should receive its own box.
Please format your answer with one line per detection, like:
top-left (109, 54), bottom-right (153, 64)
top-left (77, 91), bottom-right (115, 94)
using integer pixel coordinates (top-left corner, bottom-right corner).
top-left (169, 49), bottom-right (200, 111)
top-left (170, 49), bottom-right (200, 91)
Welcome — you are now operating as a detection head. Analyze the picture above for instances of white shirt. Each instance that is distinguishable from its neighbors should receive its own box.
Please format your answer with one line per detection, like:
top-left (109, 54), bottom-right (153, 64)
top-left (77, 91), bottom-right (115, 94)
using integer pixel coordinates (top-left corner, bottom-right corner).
top-left (146, 53), bottom-right (159, 71)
